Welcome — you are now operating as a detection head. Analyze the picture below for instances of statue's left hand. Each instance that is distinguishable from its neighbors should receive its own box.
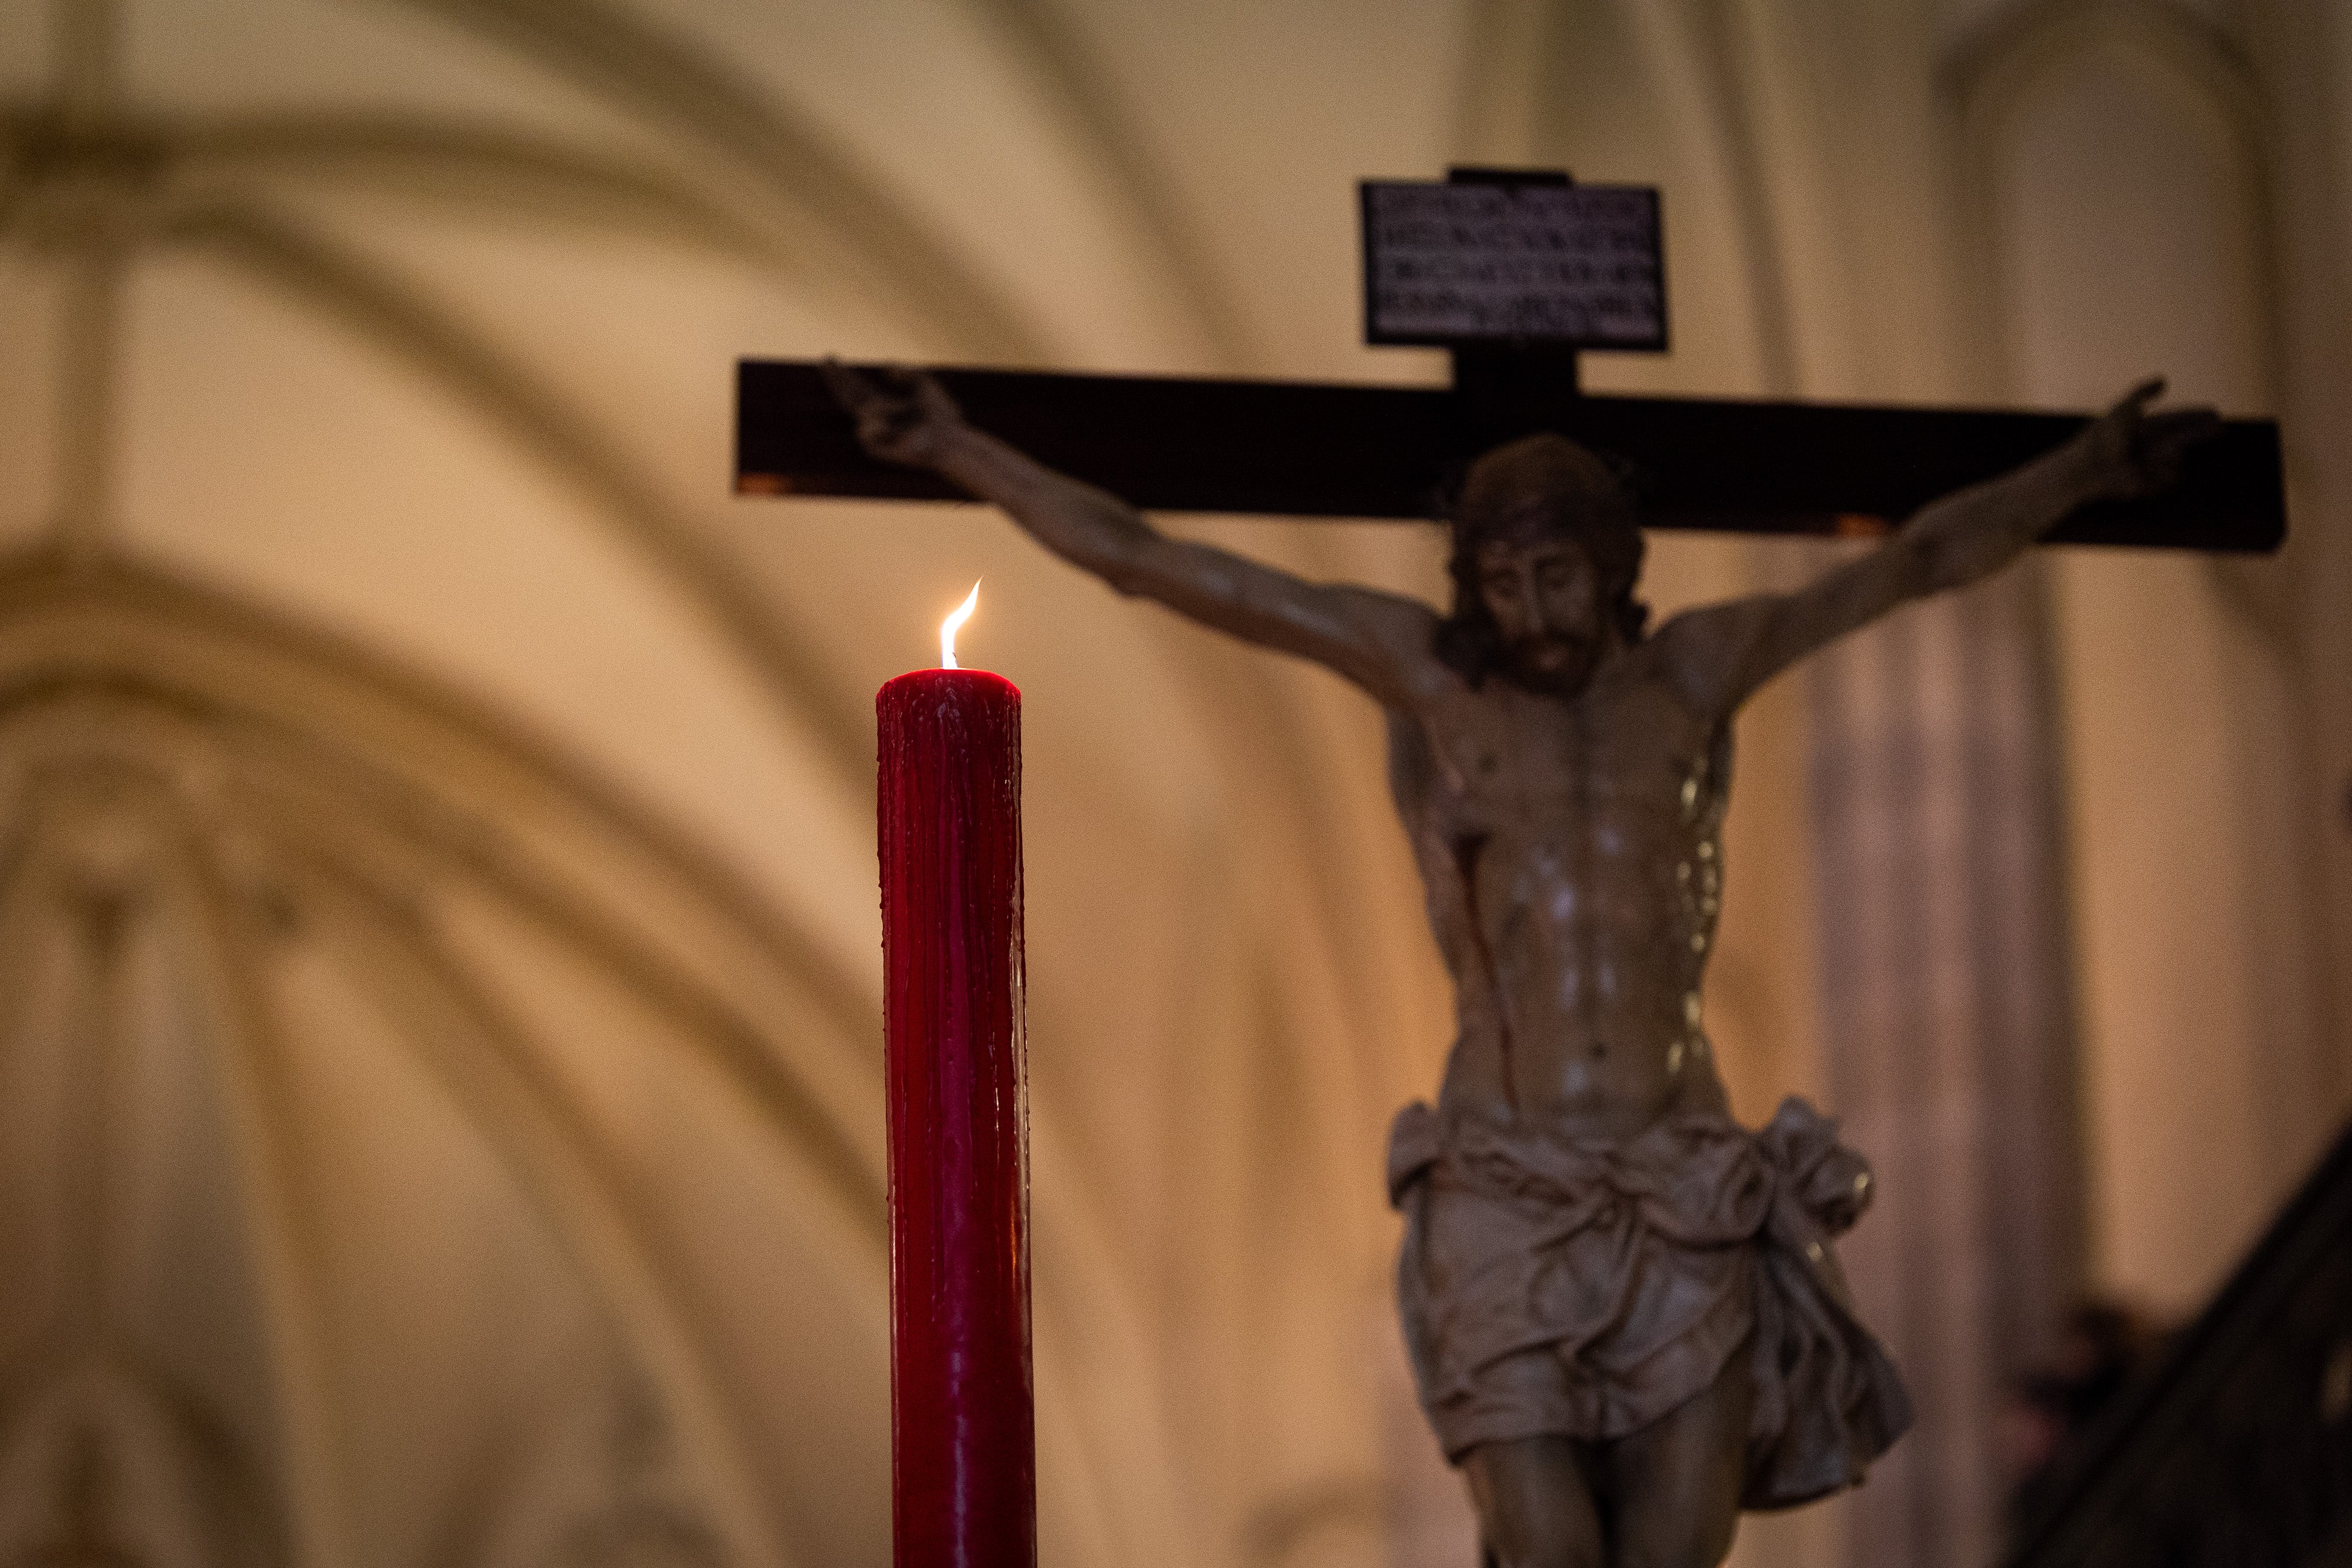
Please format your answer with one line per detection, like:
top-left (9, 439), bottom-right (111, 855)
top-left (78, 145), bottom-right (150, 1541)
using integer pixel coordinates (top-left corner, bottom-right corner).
top-left (2079, 378), bottom-right (2223, 502)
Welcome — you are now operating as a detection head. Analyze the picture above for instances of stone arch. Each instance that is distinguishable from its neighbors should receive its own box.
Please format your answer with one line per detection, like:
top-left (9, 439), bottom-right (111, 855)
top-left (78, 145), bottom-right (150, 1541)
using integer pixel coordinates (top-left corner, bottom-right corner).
top-left (0, 558), bottom-right (896, 1567)
top-left (1946, 0), bottom-right (2336, 1326)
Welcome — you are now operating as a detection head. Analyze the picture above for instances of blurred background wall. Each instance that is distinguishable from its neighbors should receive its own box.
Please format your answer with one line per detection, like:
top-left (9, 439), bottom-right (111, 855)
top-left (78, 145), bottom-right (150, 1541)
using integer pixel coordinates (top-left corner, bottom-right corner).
top-left (0, 2), bottom-right (2346, 1566)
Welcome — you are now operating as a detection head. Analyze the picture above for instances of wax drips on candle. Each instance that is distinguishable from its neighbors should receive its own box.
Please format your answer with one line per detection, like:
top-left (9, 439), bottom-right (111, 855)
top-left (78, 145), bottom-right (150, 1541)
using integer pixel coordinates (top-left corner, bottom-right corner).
top-left (877, 663), bottom-right (1031, 1566)
top-left (941, 581), bottom-right (980, 668)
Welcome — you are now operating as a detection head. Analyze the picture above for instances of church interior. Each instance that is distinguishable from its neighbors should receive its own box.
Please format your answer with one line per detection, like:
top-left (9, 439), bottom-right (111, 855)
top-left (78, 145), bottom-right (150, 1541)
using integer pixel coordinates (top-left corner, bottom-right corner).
top-left (2, 1), bottom-right (2348, 1565)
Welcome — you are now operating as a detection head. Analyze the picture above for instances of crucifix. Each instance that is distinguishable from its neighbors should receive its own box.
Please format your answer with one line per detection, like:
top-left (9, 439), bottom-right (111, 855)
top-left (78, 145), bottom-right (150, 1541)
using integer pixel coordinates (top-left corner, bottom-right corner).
top-left (737, 169), bottom-right (2280, 1568)
top-left (737, 170), bottom-right (2279, 551)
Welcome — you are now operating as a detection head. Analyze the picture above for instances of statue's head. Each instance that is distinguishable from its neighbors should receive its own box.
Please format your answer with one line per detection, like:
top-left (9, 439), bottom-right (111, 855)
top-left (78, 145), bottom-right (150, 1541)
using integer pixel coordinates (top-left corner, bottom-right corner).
top-left (1435, 432), bottom-right (1648, 691)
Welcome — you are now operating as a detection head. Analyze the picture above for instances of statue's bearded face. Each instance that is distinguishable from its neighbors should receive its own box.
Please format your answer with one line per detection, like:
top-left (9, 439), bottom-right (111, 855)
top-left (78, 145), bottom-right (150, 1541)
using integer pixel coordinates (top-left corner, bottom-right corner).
top-left (1475, 531), bottom-right (1608, 692)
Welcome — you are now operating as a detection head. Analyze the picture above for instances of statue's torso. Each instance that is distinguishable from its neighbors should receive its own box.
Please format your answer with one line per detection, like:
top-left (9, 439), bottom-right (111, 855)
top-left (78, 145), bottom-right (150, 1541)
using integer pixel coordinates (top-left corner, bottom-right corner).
top-left (1389, 654), bottom-right (1733, 1141)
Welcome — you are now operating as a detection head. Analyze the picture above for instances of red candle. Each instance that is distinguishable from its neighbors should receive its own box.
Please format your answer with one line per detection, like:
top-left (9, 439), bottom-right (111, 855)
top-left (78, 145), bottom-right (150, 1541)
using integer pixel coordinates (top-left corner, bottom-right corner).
top-left (877, 586), bottom-right (1033, 1568)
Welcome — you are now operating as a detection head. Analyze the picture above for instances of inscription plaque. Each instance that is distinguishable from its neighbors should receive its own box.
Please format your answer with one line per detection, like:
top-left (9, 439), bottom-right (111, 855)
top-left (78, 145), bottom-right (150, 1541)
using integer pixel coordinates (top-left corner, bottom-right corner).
top-left (1361, 180), bottom-right (1668, 351)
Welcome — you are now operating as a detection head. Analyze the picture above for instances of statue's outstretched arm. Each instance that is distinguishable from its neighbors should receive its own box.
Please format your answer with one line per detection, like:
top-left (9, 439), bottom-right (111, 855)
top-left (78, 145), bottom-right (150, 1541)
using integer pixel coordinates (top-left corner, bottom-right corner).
top-left (1653, 379), bottom-right (2218, 717)
top-left (827, 364), bottom-right (1439, 708)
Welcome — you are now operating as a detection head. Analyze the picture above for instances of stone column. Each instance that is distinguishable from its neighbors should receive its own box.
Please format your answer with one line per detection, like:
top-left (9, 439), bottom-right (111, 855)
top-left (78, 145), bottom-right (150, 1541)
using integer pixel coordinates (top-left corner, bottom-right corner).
top-left (1803, 563), bottom-right (2086, 1568)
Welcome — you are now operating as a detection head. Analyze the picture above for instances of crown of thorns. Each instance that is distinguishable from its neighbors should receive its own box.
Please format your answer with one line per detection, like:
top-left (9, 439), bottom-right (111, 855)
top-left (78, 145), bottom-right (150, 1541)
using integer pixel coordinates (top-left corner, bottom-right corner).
top-left (1447, 433), bottom-right (1643, 583)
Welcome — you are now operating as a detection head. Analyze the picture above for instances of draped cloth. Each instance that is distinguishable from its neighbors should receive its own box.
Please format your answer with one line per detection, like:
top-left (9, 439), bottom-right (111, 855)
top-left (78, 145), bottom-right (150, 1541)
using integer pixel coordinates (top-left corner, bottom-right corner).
top-left (1387, 1095), bottom-right (1913, 1509)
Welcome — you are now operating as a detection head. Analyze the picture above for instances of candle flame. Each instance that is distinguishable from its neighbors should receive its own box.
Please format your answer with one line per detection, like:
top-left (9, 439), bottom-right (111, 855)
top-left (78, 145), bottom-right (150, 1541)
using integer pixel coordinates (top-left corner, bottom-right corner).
top-left (940, 581), bottom-right (980, 669)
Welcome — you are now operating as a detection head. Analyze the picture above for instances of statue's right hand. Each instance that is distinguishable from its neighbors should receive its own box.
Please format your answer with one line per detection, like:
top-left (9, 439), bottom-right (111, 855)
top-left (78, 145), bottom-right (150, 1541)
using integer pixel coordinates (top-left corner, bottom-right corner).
top-left (821, 360), bottom-right (965, 469)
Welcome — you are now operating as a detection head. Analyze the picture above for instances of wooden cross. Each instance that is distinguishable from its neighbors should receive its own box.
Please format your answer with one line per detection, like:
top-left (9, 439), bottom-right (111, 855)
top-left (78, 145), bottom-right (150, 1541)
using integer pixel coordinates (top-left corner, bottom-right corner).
top-left (734, 171), bottom-right (2283, 553)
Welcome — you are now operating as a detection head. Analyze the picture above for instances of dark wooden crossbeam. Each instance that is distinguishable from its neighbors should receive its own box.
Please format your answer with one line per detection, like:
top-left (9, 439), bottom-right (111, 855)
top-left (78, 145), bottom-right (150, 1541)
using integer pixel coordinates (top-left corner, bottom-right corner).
top-left (736, 359), bottom-right (2284, 552)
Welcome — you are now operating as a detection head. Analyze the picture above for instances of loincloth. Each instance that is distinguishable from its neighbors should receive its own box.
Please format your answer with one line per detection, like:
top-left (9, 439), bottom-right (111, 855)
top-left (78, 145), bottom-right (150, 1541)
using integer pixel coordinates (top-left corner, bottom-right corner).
top-left (1387, 1094), bottom-right (1913, 1509)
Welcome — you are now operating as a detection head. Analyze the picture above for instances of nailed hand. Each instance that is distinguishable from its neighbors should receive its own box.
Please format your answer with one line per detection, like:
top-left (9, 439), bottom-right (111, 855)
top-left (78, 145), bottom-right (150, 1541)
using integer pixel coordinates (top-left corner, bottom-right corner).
top-left (2081, 377), bottom-right (2222, 502)
top-left (821, 360), bottom-right (966, 469)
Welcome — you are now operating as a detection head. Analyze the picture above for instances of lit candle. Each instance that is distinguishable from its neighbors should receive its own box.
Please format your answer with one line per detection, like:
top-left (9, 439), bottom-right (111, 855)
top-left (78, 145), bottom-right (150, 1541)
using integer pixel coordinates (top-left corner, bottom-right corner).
top-left (876, 583), bottom-right (1033, 1568)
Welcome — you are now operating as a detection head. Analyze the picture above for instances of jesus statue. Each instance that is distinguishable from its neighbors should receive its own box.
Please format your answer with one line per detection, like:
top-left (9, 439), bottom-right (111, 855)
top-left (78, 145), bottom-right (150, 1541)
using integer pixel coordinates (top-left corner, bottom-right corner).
top-left (826, 363), bottom-right (2211, 1568)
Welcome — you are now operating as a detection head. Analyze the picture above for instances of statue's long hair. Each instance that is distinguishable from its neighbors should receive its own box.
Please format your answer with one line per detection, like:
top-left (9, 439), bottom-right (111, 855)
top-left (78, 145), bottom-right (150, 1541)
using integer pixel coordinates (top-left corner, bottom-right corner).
top-left (1432, 433), bottom-right (1650, 686)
